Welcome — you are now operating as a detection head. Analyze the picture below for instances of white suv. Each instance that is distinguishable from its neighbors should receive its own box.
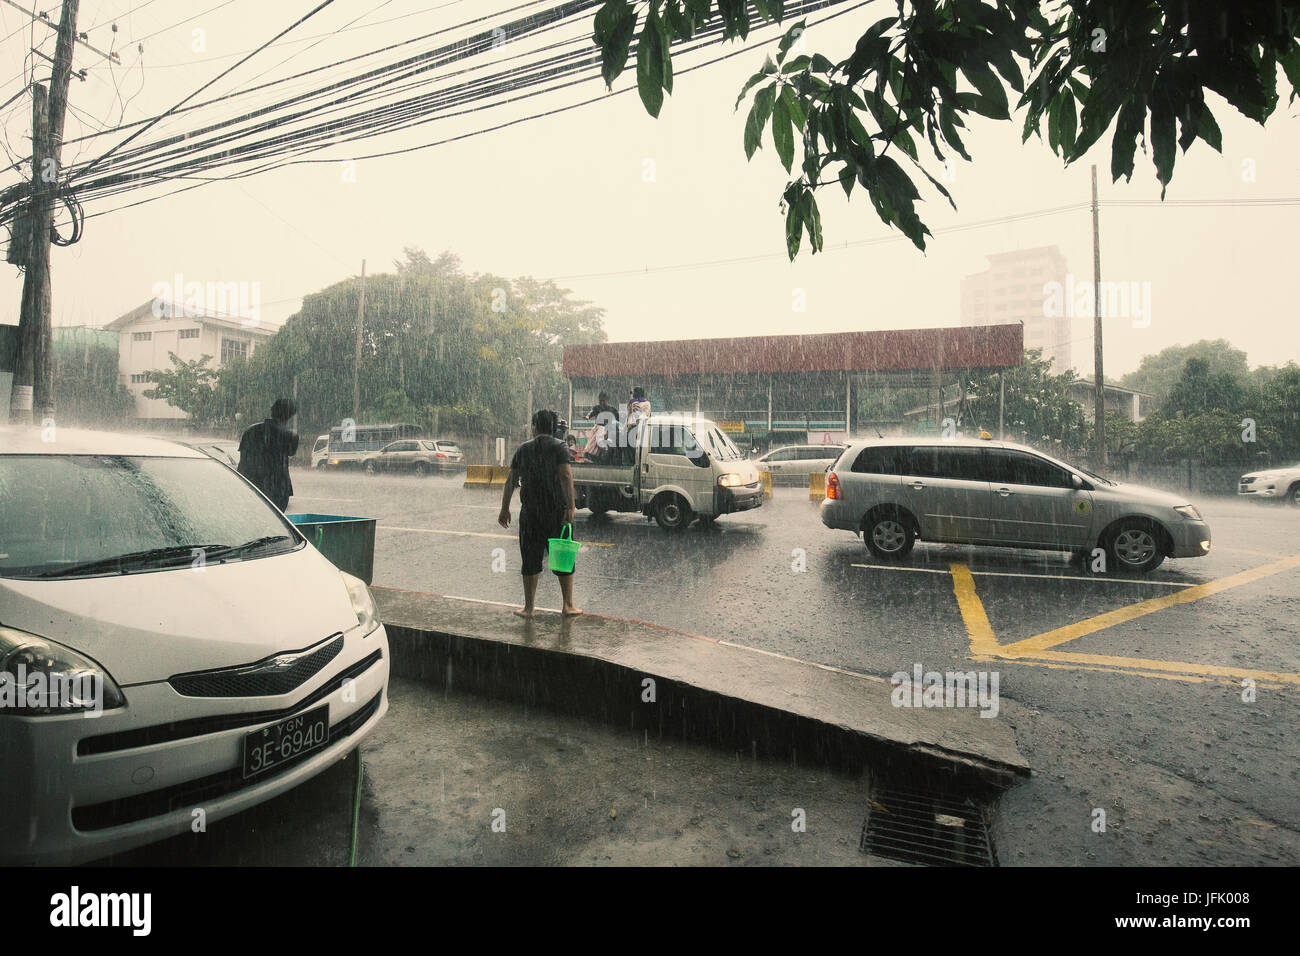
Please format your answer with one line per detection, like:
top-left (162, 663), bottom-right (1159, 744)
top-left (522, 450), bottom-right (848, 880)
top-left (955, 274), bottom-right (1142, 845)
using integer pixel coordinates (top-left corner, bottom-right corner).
top-left (820, 437), bottom-right (1211, 574)
top-left (1238, 464), bottom-right (1300, 507)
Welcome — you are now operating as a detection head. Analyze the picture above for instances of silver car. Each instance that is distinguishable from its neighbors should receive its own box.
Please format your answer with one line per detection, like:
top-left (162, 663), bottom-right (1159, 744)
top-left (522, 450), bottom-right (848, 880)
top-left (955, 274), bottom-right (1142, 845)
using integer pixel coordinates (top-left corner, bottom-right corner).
top-left (820, 437), bottom-right (1211, 574)
top-left (757, 444), bottom-right (847, 483)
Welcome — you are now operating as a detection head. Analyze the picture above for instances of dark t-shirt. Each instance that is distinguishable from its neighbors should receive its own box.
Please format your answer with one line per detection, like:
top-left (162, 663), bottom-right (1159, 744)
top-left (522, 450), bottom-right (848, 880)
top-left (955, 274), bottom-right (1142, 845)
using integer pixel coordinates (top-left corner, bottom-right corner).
top-left (510, 435), bottom-right (572, 517)
top-left (237, 419), bottom-right (299, 503)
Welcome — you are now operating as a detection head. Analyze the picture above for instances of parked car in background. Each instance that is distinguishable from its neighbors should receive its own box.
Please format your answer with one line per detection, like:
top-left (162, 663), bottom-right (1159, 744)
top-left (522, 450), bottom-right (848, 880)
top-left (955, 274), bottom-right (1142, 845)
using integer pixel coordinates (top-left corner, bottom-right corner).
top-left (311, 434), bottom-right (330, 469)
top-left (0, 428), bottom-right (390, 864)
top-left (362, 439), bottom-right (465, 476)
top-left (756, 444), bottom-right (848, 483)
top-left (1238, 464), bottom-right (1300, 507)
top-left (820, 437), bottom-right (1211, 574)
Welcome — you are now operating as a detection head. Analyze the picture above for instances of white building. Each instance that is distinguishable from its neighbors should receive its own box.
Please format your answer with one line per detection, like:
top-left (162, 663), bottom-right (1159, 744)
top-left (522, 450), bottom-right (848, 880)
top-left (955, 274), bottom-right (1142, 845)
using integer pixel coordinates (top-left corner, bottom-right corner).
top-left (106, 298), bottom-right (275, 421)
top-left (961, 246), bottom-right (1072, 373)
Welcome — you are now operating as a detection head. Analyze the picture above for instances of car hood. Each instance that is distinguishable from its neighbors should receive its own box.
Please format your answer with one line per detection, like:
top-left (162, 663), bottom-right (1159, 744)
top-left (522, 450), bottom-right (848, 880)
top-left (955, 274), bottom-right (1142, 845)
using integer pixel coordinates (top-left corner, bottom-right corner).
top-left (1093, 480), bottom-right (1191, 509)
top-left (0, 546), bottom-right (358, 685)
top-left (1241, 467), bottom-right (1300, 480)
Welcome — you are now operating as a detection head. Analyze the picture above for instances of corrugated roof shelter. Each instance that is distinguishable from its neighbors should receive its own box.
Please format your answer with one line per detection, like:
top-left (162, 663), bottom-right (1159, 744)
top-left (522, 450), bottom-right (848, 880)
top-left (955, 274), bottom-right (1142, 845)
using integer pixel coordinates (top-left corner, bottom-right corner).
top-left (561, 324), bottom-right (1023, 446)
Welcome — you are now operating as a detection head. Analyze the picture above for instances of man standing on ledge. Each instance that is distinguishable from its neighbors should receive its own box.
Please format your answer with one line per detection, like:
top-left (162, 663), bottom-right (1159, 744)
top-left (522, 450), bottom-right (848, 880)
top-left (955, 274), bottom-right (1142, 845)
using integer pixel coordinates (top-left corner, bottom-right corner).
top-left (237, 397), bottom-right (299, 511)
top-left (498, 409), bottom-right (583, 618)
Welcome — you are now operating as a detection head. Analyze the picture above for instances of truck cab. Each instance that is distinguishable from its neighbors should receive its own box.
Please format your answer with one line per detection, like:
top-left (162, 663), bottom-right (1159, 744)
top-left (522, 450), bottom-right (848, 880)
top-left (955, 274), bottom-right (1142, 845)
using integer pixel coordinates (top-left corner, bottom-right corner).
top-left (570, 414), bottom-right (763, 529)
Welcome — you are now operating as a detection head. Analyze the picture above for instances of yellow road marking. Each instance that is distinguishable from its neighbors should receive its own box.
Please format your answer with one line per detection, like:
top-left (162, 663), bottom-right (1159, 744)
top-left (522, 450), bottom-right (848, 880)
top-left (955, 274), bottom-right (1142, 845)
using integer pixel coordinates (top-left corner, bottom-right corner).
top-left (1007, 649), bottom-right (1300, 686)
top-left (948, 563), bottom-right (1000, 655)
top-left (996, 553), bottom-right (1300, 657)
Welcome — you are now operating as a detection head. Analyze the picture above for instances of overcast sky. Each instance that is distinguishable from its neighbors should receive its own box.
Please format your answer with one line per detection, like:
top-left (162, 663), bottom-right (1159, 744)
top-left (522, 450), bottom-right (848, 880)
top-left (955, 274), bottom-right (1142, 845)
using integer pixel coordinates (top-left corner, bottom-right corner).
top-left (2, 0), bottom-right (1297, 378)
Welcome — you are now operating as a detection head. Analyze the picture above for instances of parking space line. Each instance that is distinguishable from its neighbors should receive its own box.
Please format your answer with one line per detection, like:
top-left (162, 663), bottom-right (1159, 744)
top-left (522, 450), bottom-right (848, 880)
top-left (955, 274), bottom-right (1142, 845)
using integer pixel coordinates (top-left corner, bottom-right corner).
top-left (949, 563), bottom-right (999, 656)
top-left (852, 563), bottom-right (1193, 586)
top-left (1008, 649), bottom-right (1300, 687)
top-left (996, 552), bottom-right (1300, 658)
top-left (378, 525), bottom-right (615, 546)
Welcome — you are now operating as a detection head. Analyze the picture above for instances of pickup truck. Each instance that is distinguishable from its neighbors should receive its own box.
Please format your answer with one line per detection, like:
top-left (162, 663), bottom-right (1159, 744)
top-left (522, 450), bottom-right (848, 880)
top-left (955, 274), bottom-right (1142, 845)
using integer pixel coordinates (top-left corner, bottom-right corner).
top-left (571, 414), bottom-right (764, 529)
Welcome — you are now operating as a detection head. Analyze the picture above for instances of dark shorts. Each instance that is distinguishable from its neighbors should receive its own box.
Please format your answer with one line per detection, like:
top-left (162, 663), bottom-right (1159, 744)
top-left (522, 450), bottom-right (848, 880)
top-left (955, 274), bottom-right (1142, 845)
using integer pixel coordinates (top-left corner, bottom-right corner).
top-left (519, 508), bottom-right (572, 576)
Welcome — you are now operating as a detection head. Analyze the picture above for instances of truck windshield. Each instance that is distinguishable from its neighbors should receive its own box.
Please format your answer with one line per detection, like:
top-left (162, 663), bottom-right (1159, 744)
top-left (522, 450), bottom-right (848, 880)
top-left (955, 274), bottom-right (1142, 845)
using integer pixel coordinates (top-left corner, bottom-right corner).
top-left (698, 427), bottom-right (744, 461)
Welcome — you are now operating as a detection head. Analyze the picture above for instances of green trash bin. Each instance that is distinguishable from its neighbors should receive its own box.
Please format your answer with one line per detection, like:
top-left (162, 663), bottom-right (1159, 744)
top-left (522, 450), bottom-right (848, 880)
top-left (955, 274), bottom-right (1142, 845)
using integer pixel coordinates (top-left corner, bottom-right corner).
top-left (286, 513), bottom-right (378, 585)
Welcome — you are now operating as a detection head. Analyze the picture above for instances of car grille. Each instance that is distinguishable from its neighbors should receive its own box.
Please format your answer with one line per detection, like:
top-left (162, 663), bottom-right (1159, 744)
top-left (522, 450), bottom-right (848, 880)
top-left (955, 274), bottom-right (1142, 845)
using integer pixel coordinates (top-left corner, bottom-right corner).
top-left (79, 650), bottom-right (382, 756)
top-left (168, 635), bottom-right (344, 698)
top-left (71, 691), bottom-right (383, 832)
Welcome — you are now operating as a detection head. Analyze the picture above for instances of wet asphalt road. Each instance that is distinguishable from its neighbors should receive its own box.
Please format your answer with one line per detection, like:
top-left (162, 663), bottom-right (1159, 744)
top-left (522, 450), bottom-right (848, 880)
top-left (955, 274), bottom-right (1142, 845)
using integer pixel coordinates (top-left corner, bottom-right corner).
top-left (282, 466), bottom-right (1300, 864)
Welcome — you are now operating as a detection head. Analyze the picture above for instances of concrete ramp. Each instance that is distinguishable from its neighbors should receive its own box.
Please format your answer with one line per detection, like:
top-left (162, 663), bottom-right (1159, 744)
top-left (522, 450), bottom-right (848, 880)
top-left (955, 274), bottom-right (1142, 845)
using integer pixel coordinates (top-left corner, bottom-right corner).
top-left (373, 588), bottom-right (1029, 790)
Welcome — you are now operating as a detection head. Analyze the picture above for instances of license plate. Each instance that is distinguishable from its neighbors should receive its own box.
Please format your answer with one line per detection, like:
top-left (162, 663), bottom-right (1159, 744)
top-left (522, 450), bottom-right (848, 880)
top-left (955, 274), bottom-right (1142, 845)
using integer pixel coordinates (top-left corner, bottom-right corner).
top-left (243, 704), bottom-right (330, 779)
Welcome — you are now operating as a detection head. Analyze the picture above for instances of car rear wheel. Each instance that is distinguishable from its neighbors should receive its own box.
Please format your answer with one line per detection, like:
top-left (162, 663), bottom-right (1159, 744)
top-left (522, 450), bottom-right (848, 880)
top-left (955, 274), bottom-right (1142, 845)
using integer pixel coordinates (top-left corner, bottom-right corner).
top-left (1104, 520), bottom-right (1165, 574)
top-left (413, 462), bottom-right (430, 477)
top-left (653, 494), bottom-right (693, 531)
top-left (864, 510), bottom-right (915, 560)
top-left (363, 460), bottom-right (377, 475)
top-left (1288, 483), bottom-right (1300, 508)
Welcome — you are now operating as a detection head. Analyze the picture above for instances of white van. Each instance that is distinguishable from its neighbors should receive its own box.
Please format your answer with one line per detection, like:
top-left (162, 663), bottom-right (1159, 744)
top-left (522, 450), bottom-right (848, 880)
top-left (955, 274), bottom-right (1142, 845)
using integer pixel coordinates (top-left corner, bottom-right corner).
top-left (0, 427), bottom-right (390, 864)
top-left (571, 413), bottom-right (763, 529)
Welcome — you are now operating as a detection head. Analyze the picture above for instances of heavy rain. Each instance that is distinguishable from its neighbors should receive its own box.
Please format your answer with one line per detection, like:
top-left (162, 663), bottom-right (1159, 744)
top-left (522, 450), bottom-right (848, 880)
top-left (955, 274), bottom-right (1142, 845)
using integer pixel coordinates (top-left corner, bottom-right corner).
top-left (0, 0), bottom-right (1296, 931)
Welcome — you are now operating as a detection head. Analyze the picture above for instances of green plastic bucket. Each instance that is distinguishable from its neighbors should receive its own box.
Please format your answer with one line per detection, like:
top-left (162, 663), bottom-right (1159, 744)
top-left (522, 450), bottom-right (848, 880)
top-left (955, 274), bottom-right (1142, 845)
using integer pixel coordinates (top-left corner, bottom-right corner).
top-left (548, 524), bottom-right (580, 573)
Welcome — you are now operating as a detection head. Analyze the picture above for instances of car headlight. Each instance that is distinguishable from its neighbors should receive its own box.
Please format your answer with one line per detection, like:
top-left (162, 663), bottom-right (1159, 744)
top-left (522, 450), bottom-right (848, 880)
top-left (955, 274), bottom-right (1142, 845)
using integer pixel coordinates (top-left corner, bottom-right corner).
top-left (1173, 505), bottom-right (1202, 521)
top-left (0, 625), bottom-right (125, 716)
top-left (718, 473), bottom-right (744, 487)
top-left (341, 571), bottom-right (380, 636)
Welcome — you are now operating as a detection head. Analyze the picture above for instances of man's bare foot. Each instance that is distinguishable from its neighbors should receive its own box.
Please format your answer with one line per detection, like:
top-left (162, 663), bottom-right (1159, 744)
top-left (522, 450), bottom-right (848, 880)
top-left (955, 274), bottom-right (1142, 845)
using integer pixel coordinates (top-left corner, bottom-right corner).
top-left (561, 607), bottom-right (583, 617)
top-left (513, 608), bottom-right (534, 619)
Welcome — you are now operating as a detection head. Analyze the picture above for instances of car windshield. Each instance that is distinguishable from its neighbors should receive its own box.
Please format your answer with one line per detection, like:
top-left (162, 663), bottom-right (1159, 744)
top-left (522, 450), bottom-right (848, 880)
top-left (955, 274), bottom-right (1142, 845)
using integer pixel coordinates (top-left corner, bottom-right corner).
top-left (696, 426), bottom-right (744, 461)
top-left (0, 455), bottom-right (300, 579)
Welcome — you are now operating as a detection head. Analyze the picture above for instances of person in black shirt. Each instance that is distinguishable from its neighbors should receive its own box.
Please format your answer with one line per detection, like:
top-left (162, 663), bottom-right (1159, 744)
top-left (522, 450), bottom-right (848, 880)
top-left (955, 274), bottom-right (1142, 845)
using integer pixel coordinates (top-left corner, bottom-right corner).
top-left (237, 398), bottom-right (299, 511)
top-left (498, 409), bottom-right (582, 618)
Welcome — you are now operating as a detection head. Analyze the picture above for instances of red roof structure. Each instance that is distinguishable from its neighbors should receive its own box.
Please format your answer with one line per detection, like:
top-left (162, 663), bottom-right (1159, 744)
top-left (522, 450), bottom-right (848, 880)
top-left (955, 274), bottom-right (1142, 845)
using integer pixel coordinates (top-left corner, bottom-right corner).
top-left (564, 324), bottom-right (1022, 378)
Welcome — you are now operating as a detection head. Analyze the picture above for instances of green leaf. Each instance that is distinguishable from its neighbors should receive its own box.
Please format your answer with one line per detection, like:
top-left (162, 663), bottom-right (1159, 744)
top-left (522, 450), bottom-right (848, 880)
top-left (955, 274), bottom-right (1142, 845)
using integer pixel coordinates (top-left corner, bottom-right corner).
top-left (785, 195), bottom-right (803, 259)
top-left (780, 84), bottom-right (805, 131)
top-left (1058, 90), bottom-right (1076, 157)
top-left (810, 53), bottom-right (835, 74)
top-left (1110, 98), bottom-right (1145, 183)
top-left (593, 0), bottom-right (637, 87)
top-left (776, 19), bottom-right (805, 64)
top-left (1197, 104), bottom-right (1222, 152)
top-left (636, 17), bottom-right (665, 116)
top-left (782, 54), bottom-right (811, 74)
top-left (684, 0), bottom-right (710, 20)
top-left (804, 192), bottom-right (823, 253)
top-left (744, 84), bottom-right (777, 159)
top-left (838, 164), bottom-right (856, 199)
top-left (735, 59), bottom-right (777, 110)
top-left (657, 12), bottom-right (673, 95)
top-left (1150, 94), bottom-right (1176, 198)
top-left (960, 57), bottom-right (1009, 120)
top-left (772, 94), bottom-right (795, 171)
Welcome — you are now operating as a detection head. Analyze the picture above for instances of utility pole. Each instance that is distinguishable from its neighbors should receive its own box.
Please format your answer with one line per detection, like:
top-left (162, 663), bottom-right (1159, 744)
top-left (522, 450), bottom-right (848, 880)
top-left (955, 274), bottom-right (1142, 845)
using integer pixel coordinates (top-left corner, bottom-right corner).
top-left (1091, 164), bottom-right (1106, 469)
top-left (352, 259), bottom-right (366, 422)
top-left (9, 0), bottom-right (79, 424)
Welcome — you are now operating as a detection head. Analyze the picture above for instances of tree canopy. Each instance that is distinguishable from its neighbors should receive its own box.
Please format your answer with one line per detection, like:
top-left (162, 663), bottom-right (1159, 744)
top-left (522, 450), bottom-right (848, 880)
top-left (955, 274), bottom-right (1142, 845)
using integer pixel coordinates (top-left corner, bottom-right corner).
top-left (215, 248), bottom-right (606, 439)
top-left (593, 0), bottom-right (1300, 257)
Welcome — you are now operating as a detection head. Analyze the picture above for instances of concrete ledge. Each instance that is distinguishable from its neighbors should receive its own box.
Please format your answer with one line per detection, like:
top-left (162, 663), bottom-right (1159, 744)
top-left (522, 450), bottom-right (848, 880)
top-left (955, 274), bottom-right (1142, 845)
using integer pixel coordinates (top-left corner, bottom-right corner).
top-left (373, 588), bottom-right (1029, 791)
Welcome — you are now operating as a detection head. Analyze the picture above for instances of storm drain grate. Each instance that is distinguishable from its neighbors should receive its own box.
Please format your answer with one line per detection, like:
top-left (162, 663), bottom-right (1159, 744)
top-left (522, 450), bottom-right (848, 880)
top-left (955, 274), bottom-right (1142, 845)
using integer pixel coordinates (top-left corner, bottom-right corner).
top-left (859, 786), bottom-right (997, 867)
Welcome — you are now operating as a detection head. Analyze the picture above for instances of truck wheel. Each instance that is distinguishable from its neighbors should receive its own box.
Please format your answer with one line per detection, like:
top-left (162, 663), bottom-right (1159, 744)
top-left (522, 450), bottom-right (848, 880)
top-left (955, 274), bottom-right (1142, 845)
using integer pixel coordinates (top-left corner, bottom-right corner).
top-left (315, 460), bottom-right (328, 470)
top-left (654, 495), bottom-right (693, 531)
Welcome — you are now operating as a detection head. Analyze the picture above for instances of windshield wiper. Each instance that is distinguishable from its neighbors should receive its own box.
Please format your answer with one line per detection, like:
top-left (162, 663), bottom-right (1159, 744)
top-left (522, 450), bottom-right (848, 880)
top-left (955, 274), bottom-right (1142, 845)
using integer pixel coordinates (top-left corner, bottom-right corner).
top-left (220, 534), bottom-right (296, 558)
top-left (29, 544), bottom-right (228, 578)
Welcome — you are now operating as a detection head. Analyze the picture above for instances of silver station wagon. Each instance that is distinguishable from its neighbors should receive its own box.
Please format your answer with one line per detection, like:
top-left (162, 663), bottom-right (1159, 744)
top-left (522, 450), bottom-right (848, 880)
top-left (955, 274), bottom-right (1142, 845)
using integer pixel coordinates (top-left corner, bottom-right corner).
top-left (820, 437), bottom-right (1211, 574)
